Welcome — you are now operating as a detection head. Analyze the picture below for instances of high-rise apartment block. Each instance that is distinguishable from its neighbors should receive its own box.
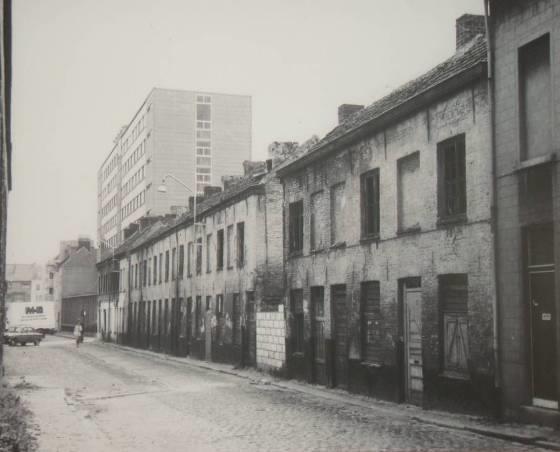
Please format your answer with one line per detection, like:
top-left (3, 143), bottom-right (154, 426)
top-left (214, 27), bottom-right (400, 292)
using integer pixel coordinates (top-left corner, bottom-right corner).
top-left (97, 88), bottom-right (252, 249)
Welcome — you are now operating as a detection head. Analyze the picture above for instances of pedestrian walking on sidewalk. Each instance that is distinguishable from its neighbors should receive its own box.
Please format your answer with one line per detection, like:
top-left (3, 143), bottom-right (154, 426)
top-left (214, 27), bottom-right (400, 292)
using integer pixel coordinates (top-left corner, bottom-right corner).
top-left (74, 321), bottom-right (83, 348)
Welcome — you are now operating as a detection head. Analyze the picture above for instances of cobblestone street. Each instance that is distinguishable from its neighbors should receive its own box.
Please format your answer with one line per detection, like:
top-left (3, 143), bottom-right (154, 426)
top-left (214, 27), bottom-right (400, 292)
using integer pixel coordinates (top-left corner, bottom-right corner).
top-left (3, 336), bottom-right (545, 451)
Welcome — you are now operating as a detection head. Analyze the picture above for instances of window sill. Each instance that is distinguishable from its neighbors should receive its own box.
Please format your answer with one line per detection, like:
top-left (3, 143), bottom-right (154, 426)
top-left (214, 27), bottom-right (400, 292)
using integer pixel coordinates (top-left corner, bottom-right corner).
top-left (516, 152), bottom-right (556, 172)
top-left (216, 268), bottom-right (223, 272)
top-left (396, 226), bottom-right (421, 236)
top-left (437, 214), bottom-right (467, 227)
top-left (227, 266), bottom-right (234, 270)
top-left (288, 251), bottom-right (303, 259)
top-left (360, 234), bottom-right (380, 244)
top-left (439, 370), bottom-right (470, 381)
top-left (361, 360), bottom-right (384, 369)
top-left (330, 241), bottom-right (346, 250)
top-left (310, 248), bottom-right (326, 255)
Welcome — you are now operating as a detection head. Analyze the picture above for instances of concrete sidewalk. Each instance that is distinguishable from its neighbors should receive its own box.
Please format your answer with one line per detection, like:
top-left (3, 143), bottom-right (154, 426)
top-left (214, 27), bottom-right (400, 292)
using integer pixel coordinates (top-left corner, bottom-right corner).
top-left (96, 340), bottom-right (560, 450)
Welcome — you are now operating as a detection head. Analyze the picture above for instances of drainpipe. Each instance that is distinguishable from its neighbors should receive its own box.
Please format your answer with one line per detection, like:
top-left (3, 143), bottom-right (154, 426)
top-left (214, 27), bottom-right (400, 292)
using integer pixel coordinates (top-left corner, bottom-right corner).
top-left (484, 0), bottom-right (501, 395)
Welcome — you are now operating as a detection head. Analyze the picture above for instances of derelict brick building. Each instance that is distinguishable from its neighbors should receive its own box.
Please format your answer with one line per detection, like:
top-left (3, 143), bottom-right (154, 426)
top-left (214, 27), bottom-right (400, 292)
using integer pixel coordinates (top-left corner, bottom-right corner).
top-left (278, 17), bottom-right (498, 414)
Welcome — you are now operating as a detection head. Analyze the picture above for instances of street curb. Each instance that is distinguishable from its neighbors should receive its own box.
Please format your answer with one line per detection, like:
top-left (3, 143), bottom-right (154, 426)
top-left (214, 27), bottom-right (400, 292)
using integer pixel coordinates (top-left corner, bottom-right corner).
top-left (97, 341), bottom-right (560, 450)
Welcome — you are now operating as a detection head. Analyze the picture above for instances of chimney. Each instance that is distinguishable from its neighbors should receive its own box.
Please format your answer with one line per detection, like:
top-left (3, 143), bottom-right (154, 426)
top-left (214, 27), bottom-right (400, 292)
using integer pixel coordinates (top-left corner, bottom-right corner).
top-left (266, 159), bottom-right (273, 172)
top-left (77, 237), bottom-right (91, 251)
top-left (188, 195), bottom-right (205, 213)
top-left (268, 141), bottom-right (299, 167)
top-left (338, 104), bottom-right (364, 124)
top-left (123, 223), bottom-right (139, 240)
top-left (170, 205), bottom-right (188, 216)
top-left (242, 160), bottom-right (266, 176)
top-left (221, 175), bottom-right (244, 191)
top-left (203, 186), bottom-right (222, 198)
top-left (456, 14), bottom-right (485, 50)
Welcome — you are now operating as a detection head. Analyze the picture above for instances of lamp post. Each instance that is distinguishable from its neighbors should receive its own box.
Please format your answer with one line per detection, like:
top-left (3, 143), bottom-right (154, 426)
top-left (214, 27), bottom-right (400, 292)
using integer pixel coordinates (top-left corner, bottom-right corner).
top-left (158, 173), bottom-right (202, 356)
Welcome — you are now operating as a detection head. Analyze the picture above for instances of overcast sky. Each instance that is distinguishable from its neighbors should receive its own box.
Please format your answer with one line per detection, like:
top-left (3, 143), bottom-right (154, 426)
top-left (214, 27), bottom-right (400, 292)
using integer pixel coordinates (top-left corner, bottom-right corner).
top-left (7, 0), bottom-right (484, 264)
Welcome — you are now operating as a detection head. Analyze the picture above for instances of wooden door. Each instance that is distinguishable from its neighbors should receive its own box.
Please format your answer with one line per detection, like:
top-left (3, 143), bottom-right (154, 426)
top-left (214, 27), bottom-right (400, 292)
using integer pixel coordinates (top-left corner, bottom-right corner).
top-left (404, 287), bottom-right (423, 403)
top-left (530, 271), bottom-right (557, 406)
top-left (312, 287), bottom-right (326, 385)
top-left (331, 285), bottom-right (348, 388)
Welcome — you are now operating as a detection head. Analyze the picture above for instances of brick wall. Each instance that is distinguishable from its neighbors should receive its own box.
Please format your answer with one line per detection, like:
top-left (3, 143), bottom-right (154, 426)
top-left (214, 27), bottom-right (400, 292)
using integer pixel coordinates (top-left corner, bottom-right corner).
top-left (282, 79), bottom-right (496, 413)
top-left (256, 309), bottom-right (286, 370)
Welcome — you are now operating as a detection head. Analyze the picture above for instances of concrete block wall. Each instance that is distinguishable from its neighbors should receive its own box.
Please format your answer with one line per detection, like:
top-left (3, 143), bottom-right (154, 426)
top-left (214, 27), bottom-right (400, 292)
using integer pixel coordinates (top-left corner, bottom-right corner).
top-left (256, 310), bottom-right (286, 370)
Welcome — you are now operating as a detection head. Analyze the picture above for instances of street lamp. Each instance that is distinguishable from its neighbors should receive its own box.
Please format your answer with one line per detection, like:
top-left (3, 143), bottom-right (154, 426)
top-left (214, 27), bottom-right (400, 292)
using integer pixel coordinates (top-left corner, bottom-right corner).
top-left (158, 173), bottom-right (202, 356)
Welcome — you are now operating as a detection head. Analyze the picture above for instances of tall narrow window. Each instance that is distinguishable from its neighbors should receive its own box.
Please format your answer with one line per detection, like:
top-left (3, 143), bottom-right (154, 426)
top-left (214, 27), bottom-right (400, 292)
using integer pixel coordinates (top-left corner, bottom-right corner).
top-left (330, 183), bottom-right (346, 245)
top-left (206, 234), bottom-right (212, 272)
top-left (171, 248), bottom-right (176, 280)
top-left (216, 229), bottom-right (224, 270)
top-left (158, 253), bottom-right (162, 284)
top-left (237, 222), bottom-right (245, 267)
top-left (361, 169), bottom-right (380, 238)
top-left (289, 200), bottom-right (304, 253)
top-left (398, 152), bottom-right (421, 231)
top-left (196, 238), bottom-right (202, 275)
top-left (438, 135), bottom-right (466, 221)
top-left (440, 274), bottom-right (469, 378)
top-left (361, 281), bottom-right (381, 362)
top-left (153, 256), bottom-right (157, 285)
top-left (187, 242), bottom-right (193, 277)
top-left (519, 34), bottom-right (551, 161)
top-left (165, 250), bottom-right (170, 282)
top-left (291, 290), bottom-right (304, 354)
top-left (178, 245), bottom-right (184, 279)
top-left (226, 225), bottom-right (234, 268)
top-left (232, 293), bottom-right (241, 346)
top-left (310, 192), bottom-right (326, 251)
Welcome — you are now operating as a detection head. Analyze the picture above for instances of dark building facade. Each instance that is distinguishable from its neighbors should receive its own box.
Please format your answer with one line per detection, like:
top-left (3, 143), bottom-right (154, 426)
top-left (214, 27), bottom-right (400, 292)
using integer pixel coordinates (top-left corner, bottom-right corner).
top-left (489, 0), bottom-right (560, 423)
top-left (278, 17), bottom-right (499, 415)
top-left (60, 241), bottom-right (98, 332)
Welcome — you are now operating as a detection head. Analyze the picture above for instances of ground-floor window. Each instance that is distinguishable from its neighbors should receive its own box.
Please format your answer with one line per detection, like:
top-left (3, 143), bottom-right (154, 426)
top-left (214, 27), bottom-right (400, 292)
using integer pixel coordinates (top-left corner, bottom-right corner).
top-left (361, 281), bottom-right (381, 362)
top-left (291, 290), bottom-right (304, 354)
top-left (439, 274), bottom-right (469, 378)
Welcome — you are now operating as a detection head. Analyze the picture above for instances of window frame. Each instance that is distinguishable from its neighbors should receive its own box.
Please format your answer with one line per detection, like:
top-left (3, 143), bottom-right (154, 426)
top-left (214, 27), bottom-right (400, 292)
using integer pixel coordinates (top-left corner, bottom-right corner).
top-left (360, 169), bottom-right (380, 240)
top-left (437, 134), bottom-right (467, 223)
top-left (288, 200), bottom-right (304, 254)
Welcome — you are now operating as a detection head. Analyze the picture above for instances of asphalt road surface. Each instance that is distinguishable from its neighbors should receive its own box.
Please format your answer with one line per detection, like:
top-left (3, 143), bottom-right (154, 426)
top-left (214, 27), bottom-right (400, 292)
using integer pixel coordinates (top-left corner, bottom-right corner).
top-left (4, 336), bottom-right (539, 451)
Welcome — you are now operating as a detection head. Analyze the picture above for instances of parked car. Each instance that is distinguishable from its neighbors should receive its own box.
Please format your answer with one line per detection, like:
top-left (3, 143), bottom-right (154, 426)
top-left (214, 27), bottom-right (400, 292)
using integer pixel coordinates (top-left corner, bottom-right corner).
top-left (4, 326), bottom-right (43, 346)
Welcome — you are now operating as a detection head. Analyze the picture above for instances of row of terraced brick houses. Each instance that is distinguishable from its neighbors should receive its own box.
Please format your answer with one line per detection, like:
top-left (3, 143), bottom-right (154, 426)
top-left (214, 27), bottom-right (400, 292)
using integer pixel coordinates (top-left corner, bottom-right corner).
top-left (98, 6), bottom-right (560, 424)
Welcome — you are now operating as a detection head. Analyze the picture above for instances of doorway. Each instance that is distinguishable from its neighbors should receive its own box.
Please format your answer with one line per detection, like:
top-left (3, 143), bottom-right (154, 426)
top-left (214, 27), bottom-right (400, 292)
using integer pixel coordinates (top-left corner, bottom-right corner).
top-left (244, 292), bottom-right (256, 367)
top-left (311, 287), bottom-right (326, 385)
top-left (402, 279), bottom-right (423, 404)
top-left (527, 224), bottom-right (557, 408)
top-left (331, 285), bottom-right (348, 388)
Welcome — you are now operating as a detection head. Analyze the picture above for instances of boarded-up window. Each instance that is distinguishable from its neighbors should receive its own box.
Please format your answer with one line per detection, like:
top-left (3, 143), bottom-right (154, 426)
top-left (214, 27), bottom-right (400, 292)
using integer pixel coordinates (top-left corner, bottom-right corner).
top-left (361, 281), bottom-right (381, 362)
top-left (440, 274), bottom-right (469, 377)
top-left (311, 287), bottom-right (325, 361)
top-left (361, 169), bottom-right (380, 238)
top-left (397, 152), bottom-right (420, 231)
top-left (291, 290), bottom-right (304, 354)
top-left (438, 135), bottom-right (466, 220)
top-left (289, 201), bottom-right (304, 253)
top-left (330, 183), bottom-right (346, 245)
top-left (310, 191), bottom-right (327, 251)
top-left (519, 34), bottom-right (551, 161)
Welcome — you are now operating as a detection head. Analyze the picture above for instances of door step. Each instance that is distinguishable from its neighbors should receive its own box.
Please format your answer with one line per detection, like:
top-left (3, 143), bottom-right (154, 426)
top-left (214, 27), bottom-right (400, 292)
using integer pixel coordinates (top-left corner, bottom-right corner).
top-left (520, 404), bottom-right (560, 428)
